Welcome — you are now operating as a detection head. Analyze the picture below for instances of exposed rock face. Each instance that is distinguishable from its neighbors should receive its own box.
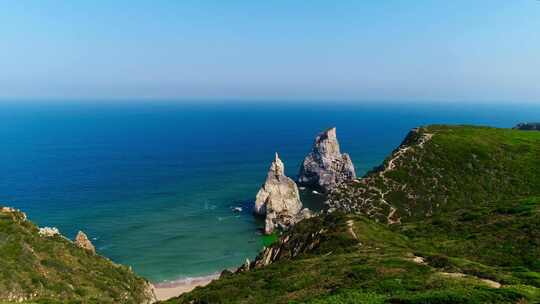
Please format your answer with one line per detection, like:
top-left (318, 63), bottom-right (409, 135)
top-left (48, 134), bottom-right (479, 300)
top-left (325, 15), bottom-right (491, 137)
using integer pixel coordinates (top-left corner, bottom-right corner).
top-left (254, 153), bottom-right (308, 234)
top-left (240, 227), bottom-right (325, 272)
top-left (1, 206), bottom-right (27, 221)
top-left (513, 122), bottom-right (540, 131)
top-left (75, 231), bottom-right (96, 254)
top-left (299, 127), bottom-right (356, 193)
top-left (38, 227), bottom-right (60, 237)
top-left (237, 212), bottom-right (363, 275)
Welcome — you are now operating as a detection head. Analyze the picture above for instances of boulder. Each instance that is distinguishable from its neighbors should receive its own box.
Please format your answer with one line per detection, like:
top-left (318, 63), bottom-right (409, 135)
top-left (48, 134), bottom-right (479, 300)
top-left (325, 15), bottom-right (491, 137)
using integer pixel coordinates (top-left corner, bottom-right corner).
top-left (299, 127), bottom-right (356, 193)
top-left (75, 231), bottom-right (96, 254)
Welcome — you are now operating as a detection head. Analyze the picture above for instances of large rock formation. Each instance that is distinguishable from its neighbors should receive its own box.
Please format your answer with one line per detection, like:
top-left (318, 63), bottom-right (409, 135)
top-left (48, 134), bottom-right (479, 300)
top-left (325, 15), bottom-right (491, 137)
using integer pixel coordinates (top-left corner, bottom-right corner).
top-left (254, 153), bottom-right (309, 234)
top-left (75, 231), bottom-right (96, 254)
top-left (298, 127), bottom-right (356, 193)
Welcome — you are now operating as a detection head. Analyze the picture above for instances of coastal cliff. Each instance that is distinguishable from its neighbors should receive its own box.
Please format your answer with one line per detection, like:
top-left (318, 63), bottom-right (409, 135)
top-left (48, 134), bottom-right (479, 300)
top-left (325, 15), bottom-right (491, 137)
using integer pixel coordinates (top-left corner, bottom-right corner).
top-left (0, 207), bottom-right (156, 304)
top-left (298, 127), bottom-right (356, 193)
top-left (163, 125), bottom-right (540, 304)
top-left (329, 125), bottom-right (540, 223)
top-left (254, 153), bottom-right (310, 234)
top-left (5, 124), bottom-right (540, 304)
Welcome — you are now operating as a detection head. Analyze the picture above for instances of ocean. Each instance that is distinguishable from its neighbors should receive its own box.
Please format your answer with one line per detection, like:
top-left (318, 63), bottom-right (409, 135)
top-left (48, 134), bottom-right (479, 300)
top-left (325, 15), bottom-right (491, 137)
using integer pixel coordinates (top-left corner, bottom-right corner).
top-left (1, 101), bottom-right (539, 283)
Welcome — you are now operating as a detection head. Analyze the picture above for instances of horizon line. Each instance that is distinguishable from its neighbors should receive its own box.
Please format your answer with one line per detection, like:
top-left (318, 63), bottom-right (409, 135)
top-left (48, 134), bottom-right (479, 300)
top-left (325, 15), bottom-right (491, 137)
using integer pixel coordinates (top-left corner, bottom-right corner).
top-left (0, 97), bottom-right (539, 106)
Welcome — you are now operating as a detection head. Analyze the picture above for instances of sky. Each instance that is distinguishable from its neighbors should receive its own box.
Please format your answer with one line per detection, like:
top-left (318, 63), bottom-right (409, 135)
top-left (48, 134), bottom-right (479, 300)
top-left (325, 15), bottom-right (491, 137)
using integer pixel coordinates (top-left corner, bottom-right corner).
top-left (0, 0), bottom-right (539, 103)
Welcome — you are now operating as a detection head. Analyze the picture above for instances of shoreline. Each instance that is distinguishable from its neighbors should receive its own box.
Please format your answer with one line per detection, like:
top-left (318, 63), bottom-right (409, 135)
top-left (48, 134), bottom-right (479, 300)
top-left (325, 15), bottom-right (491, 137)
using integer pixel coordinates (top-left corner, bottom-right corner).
top-left (152, 273), bottom-right (220, 301)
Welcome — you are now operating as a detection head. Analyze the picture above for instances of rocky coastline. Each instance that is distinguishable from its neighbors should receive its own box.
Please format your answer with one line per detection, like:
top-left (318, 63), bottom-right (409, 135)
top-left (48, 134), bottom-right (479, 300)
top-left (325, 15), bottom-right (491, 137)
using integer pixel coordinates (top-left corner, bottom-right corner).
top-left (0, 126), bottom-right (358, 303)
top-left (252, 127), bottom-right (356, 235)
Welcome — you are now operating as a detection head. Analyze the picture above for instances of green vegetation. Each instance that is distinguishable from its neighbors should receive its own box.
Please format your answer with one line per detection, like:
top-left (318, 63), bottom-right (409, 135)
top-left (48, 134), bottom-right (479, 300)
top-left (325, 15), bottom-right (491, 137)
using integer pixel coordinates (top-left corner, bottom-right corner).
top-left (331, 125), bottom-right (540, 222)
top-left (0, 209), bottom-right (154, 303)
top-left (262, 232), bottom-right (279, 247)
top-left (2, 125), bottom-right (539, 303)
top-left (163, 126), bottom-right (540, 304)
top-left (400, 196), bottom-right (540, 271)
top-left (164, 212), bottom-right (540, 304)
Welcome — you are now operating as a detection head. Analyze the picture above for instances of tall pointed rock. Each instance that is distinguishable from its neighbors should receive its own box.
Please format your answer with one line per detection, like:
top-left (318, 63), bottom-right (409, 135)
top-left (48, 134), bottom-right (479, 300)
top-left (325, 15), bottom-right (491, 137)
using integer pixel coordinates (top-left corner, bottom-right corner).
top-left (254, 153), bottom-right (304, 234)
top-left (299, 127), bottom-right (356, 193)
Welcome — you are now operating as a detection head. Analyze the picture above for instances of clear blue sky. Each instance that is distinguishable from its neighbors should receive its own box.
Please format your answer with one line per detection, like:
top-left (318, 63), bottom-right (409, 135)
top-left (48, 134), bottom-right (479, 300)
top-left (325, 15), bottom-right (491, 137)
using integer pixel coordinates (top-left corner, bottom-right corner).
top-left (1, 0), bottom-right (539, 102)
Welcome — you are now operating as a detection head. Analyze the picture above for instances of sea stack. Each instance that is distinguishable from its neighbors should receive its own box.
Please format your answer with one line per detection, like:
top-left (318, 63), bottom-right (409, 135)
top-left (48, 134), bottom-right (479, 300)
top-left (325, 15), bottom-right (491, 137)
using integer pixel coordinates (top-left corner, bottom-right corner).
top-left (299, 127), bottom-right (356, 193)
top-left (254, 153), bottom-right (305, 234)
top-left (75, 231), bottom-right (96, 254)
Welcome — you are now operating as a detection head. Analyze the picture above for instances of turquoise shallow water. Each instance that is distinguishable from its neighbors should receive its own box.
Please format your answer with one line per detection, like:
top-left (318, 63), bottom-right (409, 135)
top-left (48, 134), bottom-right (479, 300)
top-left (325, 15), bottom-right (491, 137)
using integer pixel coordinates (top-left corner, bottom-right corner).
top-left (1, 101), bottom-right (539, 282)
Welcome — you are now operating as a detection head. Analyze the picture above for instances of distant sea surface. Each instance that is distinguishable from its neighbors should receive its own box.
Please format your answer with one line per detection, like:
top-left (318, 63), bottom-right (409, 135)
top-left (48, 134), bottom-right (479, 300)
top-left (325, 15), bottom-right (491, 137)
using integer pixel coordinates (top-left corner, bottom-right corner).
top-left (1, 101), bottom-right (540, 283)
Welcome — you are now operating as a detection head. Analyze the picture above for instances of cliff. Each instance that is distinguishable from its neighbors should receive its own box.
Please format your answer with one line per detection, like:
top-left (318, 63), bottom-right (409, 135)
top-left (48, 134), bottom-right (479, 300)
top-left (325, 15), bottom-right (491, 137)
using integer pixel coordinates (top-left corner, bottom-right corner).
top-left (298, 127), bottom-right (356, 193)
top-left (163, 125), bottom-right (540, 304)
top-left (0, 207), bottom-right (156, 303)
top-left (329, 125), bottom-right (540, 223)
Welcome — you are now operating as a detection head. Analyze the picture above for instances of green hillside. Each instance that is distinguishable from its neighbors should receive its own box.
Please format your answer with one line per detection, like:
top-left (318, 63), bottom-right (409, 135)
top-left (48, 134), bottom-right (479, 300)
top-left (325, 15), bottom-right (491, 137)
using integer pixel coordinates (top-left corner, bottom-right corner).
top-left (330, 125), bottom-right (540, 223)
top-left (0, 208), bottom-right (156, 304)
top-left (163, 125), bottom-right (540, 304)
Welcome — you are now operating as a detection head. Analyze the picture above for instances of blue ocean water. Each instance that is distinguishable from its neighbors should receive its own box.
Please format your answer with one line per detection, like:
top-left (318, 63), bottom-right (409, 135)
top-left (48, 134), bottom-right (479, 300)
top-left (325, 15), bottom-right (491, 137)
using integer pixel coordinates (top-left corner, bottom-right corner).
top-left (1, 101), bottom-right (540, 283)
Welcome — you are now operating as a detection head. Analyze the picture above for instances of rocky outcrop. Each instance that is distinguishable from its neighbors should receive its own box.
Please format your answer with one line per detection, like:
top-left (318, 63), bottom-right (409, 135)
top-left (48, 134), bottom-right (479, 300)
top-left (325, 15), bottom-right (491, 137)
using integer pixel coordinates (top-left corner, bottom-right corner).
top-left (513, 122), bottom-right (540, 131)
top-left (38, 227), bottom-right (60, 237)
top-left (1, 206), bottom-right (27, 222)
top-left (254, 153), bottom-right (310, 234)
top-left (298, 127), bottom-right (356, 193)
top-left (237, 226), bottom-right (326, 273)
top-left (236, 214), bottom-right (359, 273)
top-left (75, 231), bottom-right (96, 254)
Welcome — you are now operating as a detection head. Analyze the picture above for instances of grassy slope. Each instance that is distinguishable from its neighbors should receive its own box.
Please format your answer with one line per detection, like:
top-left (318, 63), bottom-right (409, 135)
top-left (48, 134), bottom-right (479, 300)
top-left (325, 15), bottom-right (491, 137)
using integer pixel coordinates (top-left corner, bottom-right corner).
top-left (165, 210), bottom-right (540, 304)
top-left (330, 125), bottom-right (540, 223)
top-left (0, 208), bottom-right (154, 304)
top-left (163, 126), bottom-right (540, 304)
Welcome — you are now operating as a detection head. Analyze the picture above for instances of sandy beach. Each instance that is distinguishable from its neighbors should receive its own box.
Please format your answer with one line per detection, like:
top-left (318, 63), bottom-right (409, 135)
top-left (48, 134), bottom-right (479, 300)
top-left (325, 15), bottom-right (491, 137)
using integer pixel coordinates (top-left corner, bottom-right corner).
top-left (153, 274), bottom-right (219, 301)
